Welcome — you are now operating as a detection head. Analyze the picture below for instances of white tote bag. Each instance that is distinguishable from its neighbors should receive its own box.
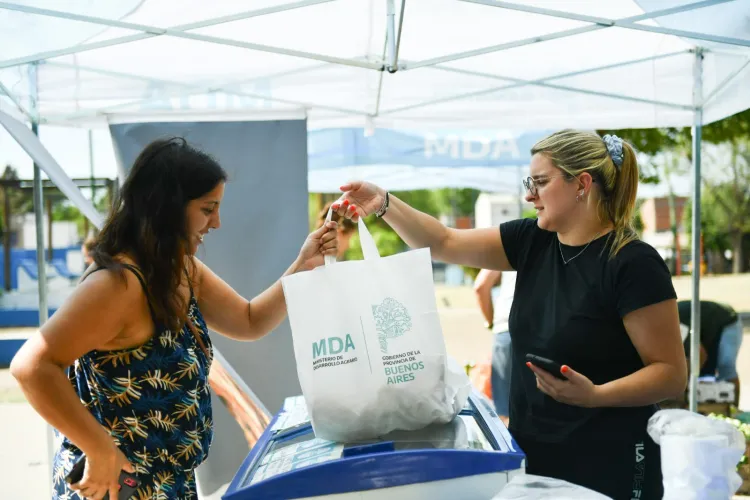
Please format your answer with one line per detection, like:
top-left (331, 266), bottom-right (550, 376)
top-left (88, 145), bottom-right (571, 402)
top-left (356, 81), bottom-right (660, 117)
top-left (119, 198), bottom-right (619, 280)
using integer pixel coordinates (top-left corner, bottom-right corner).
top-left (281, 212), bottom-right (471, 442)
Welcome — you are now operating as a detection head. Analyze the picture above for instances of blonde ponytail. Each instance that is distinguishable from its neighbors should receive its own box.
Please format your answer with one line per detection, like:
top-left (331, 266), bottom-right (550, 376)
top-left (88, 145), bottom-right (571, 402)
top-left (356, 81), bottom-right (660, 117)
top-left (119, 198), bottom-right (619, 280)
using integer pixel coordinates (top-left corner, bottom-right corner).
top-left (606, 140), bottom-right (639, 256)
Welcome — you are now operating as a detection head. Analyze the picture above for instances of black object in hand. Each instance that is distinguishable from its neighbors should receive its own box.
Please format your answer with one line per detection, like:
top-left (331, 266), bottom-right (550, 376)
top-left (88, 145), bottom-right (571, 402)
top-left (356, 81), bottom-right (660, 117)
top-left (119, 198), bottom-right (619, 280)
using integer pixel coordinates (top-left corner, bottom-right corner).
top-left (65, 454), bottom-right (141, 500)
top-left (525, 353), bottom-right (567, 380)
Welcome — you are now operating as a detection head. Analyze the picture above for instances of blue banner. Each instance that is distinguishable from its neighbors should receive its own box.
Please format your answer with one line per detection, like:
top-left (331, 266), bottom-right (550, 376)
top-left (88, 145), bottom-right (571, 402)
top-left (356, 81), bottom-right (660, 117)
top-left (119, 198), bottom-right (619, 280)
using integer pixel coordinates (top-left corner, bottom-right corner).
top-left (308, 128), bottom-right (550, 170)
top-left (307, 128), bottom-right (551, 193)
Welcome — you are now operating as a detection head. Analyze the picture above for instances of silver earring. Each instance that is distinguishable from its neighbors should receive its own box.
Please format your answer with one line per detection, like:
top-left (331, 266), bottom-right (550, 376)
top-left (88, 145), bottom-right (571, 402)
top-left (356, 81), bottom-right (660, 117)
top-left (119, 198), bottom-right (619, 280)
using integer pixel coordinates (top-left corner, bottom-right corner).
top-left (576, 191), bottom-right (584, 202)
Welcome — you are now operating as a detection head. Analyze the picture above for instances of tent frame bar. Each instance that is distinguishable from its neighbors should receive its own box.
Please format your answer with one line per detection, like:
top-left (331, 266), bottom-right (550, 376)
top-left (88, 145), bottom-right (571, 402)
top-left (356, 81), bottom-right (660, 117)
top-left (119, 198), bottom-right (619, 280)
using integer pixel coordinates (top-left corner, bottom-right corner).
top-left (45, 59), bottom-right (340, 101)
top-left (0, 0), bottom-right (383, 71)
top-left (688, 49), bottom-right (704, 413)
top-left (431, 50), bottom-right (688, 89)
top-left (0, 0), bottom-right (337, 70)
top-left (46, 50), bottom-right (694, 123)
top-left (38, 62), bottom-right (369, 123)
top-left (404, 0), bottom-right (729, 70)
top-left (25, 61), bottom-right (54, 494)
top-left (394, 0), bottom-right (406, 72)
top-left (461, 0), bottom-right (750, 48)
top-left (0, 81), bottom-right (33, 120)
top-left (702, 56), bottom-right (750, 105)
top-left (1, 0), bottom-right (746, 124)
top-left (383, 51), bottom-right (694, 115)
top-left (4, 0), bottom-right (744, 82)
top-left (386, 0), bottom-right (397, 72)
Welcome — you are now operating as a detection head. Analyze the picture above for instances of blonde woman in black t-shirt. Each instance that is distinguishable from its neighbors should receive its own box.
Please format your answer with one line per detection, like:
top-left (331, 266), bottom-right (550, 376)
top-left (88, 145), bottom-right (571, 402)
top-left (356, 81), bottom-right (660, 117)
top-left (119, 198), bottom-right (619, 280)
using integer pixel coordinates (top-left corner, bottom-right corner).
top-left (330, 129), bottom-right (686, 499)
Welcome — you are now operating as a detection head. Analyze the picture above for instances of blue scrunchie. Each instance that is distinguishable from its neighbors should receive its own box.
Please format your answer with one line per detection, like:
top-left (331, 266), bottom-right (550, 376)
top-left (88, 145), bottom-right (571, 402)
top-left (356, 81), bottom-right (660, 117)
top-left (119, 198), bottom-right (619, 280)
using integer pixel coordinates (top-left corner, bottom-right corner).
top-left (602, 134), bottom-right (624, 169)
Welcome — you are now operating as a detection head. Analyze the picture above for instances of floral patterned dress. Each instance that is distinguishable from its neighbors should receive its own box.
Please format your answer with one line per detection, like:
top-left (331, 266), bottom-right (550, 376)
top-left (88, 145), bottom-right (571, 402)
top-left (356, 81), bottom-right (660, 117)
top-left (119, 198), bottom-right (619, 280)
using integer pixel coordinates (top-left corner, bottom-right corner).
top-left (52, 264), bottom-right (213, 500)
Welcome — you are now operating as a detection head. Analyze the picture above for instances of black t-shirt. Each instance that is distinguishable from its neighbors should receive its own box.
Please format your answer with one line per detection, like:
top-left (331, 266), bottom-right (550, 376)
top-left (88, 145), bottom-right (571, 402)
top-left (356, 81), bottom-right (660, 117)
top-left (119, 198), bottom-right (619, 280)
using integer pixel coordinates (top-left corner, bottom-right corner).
top-left (500, 218), bottom-right (677, 443)
top-left (677, 300), bottom-right (737, 376)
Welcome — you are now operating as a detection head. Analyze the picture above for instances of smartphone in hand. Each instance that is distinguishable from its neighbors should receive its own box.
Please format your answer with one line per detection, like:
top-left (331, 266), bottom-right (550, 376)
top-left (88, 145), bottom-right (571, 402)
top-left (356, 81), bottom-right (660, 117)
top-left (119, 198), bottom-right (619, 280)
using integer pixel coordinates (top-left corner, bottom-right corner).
top-left (65, 454), bottom-right (141, 500)
top-left (525, 353), bottom-right (567, 380)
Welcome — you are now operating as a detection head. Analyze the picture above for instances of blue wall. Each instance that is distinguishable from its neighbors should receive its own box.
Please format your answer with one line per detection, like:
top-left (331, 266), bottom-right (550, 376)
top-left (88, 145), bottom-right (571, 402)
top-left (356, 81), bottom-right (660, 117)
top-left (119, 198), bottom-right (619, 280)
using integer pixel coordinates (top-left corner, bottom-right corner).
top-left (0, 337), bottom-right (25, 368)
top-left (0, 308), bottom-right (57, 327)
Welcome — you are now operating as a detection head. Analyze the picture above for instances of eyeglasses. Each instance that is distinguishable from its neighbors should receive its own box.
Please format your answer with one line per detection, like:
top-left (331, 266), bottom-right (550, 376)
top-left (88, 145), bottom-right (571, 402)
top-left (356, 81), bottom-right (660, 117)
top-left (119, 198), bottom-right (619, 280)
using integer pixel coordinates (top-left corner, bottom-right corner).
top-left (522, 175), bottom-right (567, 197)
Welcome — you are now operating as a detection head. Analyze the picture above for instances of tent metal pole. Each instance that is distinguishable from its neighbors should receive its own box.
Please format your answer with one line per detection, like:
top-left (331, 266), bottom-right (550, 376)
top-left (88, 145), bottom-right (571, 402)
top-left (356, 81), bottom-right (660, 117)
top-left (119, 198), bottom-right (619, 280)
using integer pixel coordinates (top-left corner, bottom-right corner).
top-left (373, 34), bottom-right (389, 116)
top-left (0, 81), bottom-right (34, 120)
top-left (394, 0), bottom-right (406, 69)
top-left (386, 52), bottom-right (690, 115)
top-left (0, 1), bottom-right (380, 71)
top-left (88, 129), bottom-right (96, 233)
top-left (59, 90), bottom-right (365, 124)
top-left (404, 24), bottom-right (602, 70)
top-left (382, 72), bottom-right (692, 115)
top-left (431, 50), bottom-right (686, 86)
top-left (40, 62), bottom-right (367, 123)
top-left (688, 48), bottom-right (704, 413)
top-left (386, 0), bottom-right (397, 73)
top-left (28, 64), bottom-right (48, 329)
top-left (44, 60), bottom-right (371, 120)
top-left (384, 0), bottom-right (406, 73)
top-left (703, 57), bottom-right (750, 106)
top-left (28, 60), bottom-right (53, 493)
top-left (460, 0), bottom-right (750, 48)
top-left (0, 0), bottom-right (339, 70)
top-left (404, 0), bottom-right (733, 70)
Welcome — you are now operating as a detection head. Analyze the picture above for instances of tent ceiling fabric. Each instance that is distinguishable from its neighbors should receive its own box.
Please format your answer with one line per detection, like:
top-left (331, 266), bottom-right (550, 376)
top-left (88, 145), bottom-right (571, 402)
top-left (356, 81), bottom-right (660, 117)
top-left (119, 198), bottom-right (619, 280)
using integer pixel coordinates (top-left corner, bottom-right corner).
top-left (0, 0), bottom-right (749, 130)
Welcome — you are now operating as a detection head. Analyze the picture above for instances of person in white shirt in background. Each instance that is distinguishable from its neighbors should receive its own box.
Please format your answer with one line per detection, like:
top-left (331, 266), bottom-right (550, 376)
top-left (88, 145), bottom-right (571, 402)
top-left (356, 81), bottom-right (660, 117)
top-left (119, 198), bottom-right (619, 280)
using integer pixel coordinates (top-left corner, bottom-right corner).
top-left (474, 269), bottom-right (516, 426)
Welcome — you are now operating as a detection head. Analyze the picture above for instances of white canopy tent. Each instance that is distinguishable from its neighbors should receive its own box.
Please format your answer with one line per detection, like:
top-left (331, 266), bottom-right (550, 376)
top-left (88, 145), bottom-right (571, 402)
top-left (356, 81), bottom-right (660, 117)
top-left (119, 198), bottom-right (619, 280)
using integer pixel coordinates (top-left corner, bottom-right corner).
top-left (1, 0), bottom-right (750, 416)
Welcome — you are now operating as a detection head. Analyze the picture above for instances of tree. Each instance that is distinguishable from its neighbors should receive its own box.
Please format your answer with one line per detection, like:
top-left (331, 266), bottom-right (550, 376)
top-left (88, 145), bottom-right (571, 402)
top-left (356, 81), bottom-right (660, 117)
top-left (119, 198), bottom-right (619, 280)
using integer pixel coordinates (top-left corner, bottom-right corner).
top-left (596, 127), bottom-right (684, 185)
top-left (704, 140), bottom-right (750, 273)
top-left (600, 108), bottom-right (750, 156)
top-left (652, 148), bottom-right (691, 274)
top-left (684, 187), bottom-right (730, 273)
top-left (395, 189), bottom-right (441, 216)
top-left (684, 169), bottom-right (750, 276)
top-left (0, 165), bottom-right (33, 214)
top-left (522, 208), bottom-right (537, 219)
top-left (703, 110), bottom-right (750, 273)
top-left (340, 188), bottom-right (483, 261)
top-left (50, 188), bottom-right (114, 238)
top-left (432, 188), bottom-right (481, 218)
top-left (633, 199), bottom-right (645, 236)
top-left (602, 109), bottom-right (750, 274)
top-left (599, 109), bottom-right (750, 181)
top-left (0, 165), bottom-right (34, 242)
top-left (703, 109), bottom-right (750, 145)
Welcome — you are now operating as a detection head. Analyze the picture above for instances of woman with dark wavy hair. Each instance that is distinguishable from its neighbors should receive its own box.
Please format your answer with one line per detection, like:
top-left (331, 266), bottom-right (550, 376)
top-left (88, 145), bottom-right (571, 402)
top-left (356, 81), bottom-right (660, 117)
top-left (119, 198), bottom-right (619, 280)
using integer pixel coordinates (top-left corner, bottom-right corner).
top-left (11, 138), bottom-right (338, 500)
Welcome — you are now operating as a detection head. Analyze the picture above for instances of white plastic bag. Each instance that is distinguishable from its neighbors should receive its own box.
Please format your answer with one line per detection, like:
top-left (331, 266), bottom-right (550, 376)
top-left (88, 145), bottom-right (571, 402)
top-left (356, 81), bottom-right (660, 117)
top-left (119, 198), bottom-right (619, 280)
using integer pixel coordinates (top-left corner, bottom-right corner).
top-left (281, 213), bottom-right (471, 442)
top-left (492, 474), bottom-right (612, 499)
top-left (647, 409), bottom-right (745, 499)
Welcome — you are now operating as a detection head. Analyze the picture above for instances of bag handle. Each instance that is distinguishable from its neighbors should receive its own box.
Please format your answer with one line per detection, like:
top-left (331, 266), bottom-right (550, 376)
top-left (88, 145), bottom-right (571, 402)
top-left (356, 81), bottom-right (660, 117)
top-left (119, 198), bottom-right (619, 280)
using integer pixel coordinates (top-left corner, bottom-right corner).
top-left (324, 207), bottom-right (380, 267)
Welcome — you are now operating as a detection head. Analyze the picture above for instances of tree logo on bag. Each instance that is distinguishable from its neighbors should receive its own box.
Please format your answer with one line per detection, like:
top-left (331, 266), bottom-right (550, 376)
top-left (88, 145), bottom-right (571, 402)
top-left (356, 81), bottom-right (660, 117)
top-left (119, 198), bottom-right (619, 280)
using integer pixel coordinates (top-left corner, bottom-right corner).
top-left (372, 298), bottom-right (412, 354)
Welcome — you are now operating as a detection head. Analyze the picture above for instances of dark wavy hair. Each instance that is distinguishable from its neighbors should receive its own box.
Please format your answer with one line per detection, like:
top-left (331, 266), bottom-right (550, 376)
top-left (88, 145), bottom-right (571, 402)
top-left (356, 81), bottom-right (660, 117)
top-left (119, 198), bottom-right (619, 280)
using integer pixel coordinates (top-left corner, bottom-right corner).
top-left (91, 138), bottom-right (227, 331)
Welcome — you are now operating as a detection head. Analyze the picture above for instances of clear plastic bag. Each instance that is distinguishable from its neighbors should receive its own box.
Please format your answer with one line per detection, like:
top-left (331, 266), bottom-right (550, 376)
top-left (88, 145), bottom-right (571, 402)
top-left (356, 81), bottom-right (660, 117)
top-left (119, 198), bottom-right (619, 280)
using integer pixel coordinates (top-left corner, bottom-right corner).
top-left (647, 409), bottom-right (745, 499)
top-left (492, 474), bottom-right (612, 499)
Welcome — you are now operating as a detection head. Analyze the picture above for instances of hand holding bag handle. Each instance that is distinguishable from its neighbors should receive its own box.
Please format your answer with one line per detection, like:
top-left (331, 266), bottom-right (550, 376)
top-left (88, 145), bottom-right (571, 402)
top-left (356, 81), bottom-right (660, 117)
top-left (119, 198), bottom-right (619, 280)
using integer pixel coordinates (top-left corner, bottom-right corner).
top-left (323, 207), bottom-right (380, 267)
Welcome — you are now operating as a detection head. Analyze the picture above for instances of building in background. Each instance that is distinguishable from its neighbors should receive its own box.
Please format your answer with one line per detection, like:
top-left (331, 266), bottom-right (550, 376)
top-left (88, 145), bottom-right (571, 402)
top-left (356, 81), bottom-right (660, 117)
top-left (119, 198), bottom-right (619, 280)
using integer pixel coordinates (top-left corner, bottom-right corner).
top-left (14, 213), bottom-right (79, 250)
top-left (474, 193), bottom-right (523, 229)
top-left (639, 196), bottom-right (690, 273)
